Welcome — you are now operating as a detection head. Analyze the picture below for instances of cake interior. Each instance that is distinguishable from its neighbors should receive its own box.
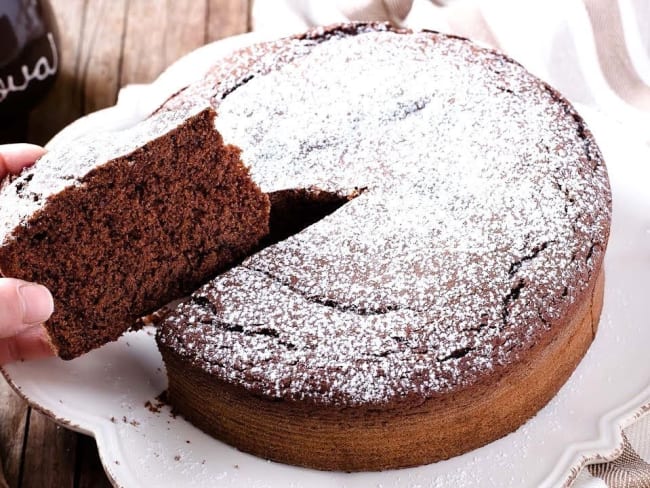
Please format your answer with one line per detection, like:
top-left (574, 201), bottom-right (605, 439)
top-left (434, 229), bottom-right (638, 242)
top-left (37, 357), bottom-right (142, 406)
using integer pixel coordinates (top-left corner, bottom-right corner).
top-left (262, 188), bottom-right (354, 249)
top-left (0, 109), bottom-right (270, 359)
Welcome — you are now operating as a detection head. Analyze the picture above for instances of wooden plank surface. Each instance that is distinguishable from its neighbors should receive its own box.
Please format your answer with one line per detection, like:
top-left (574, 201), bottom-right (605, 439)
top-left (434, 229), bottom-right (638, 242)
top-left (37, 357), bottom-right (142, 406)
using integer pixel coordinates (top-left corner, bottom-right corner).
top-left (78, 0), bottom-right (129, 116)
top-left (0, 377), bottom-right (27, 488)
top-left (75, 436), bottom-right (112, 488)
top-left (1, 0), bottom-right (251, 486)
top-left (28, 0), bottom-right (251, 144)
top-left (20, 410), bottom-right (77, 488)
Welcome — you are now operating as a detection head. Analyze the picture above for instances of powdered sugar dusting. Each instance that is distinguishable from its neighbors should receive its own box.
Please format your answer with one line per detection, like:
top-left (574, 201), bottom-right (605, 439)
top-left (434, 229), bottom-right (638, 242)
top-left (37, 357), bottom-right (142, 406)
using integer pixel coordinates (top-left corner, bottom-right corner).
top-left (0, 105), bottom-right (204, 247)
top-left (158, 28), bottom-right (611, 406)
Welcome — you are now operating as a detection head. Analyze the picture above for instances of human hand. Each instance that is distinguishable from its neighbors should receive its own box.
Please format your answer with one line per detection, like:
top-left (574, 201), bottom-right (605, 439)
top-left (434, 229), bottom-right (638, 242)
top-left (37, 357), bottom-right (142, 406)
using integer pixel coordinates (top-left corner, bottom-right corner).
top-left (0, 144), bottom-right (55, 364)
top-left (0, 143), bottom-right (46, 179)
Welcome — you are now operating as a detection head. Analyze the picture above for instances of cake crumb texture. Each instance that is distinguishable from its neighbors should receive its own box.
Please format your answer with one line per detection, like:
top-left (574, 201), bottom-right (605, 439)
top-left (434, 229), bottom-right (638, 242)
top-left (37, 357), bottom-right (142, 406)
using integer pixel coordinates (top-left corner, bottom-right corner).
top-left (0, 108), bottom-right (269, 358)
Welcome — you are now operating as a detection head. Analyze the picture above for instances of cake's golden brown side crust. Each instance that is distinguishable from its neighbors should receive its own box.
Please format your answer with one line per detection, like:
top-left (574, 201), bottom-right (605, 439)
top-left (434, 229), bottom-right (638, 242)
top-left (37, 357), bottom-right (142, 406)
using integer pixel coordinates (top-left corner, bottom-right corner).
top-left (160, 268), bottom-right (604, 471)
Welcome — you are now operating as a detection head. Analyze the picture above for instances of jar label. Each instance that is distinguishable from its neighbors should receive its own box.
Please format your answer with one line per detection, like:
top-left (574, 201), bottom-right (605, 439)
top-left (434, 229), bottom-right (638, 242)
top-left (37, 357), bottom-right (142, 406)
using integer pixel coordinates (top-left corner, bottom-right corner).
top-left (0, 31), bottom-right (58, 104)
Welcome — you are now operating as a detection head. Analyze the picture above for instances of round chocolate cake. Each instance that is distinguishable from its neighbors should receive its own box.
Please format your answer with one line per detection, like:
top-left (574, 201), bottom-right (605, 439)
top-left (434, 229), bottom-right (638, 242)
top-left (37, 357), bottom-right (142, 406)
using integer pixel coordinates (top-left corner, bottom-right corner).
top-left (156, 24), bottom-right (611, 470)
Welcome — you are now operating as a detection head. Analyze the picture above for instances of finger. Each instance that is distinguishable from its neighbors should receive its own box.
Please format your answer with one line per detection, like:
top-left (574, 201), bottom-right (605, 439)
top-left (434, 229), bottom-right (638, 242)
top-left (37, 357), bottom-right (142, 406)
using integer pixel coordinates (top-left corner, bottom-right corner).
top-left (0, 278), bottom-right (54, 337)
top-left (0, 325), bottom-right (56, 364)
top-left (0, 143), bottom-right (46, 179)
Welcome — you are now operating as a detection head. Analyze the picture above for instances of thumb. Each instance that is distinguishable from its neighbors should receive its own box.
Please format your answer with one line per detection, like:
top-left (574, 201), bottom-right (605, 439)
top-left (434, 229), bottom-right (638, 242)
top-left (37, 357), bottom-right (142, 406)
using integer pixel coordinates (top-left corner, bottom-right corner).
top-left (0, 144), bottom-right (46, 179)
top-left (0, 278), bottom-right (53, 338)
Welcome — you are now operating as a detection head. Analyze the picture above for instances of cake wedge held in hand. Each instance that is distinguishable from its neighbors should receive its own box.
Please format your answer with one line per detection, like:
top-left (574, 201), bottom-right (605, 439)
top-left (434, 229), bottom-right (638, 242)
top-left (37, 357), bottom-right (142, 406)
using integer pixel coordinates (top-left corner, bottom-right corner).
top-left (0, 107), bottom-right (269, 359)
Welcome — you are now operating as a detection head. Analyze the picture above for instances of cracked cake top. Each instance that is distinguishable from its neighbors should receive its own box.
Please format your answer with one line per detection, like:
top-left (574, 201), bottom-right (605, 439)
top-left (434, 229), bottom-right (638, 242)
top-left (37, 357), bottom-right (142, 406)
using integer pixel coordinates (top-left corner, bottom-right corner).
top-left (157, 24), bottom-right (611, 407)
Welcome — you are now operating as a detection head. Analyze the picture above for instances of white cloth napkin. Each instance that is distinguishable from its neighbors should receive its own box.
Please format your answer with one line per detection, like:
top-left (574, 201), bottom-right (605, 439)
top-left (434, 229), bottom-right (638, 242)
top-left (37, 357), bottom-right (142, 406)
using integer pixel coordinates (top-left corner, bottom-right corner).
top-left (251, 2), bottom-right (650, 487)
top-left (252, 0), bottom-right (650, 147)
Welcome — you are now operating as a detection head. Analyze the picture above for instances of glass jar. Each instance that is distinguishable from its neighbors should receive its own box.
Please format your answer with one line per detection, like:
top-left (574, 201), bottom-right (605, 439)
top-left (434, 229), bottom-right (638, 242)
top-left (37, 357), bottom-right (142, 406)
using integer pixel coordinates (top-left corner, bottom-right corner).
top-left (0, 0), bottom-right (59, 143)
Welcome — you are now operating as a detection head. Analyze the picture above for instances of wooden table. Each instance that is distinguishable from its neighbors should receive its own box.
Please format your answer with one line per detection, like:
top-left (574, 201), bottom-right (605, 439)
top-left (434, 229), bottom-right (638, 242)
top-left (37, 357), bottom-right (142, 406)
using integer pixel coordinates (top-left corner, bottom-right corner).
top-left (0, 1), bottom-right (250, 486)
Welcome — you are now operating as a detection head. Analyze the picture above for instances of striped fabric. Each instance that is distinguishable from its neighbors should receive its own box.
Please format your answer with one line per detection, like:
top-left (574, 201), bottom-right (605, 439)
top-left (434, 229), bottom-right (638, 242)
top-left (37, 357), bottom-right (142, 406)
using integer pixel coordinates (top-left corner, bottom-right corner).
top-left (252, 1), bottom-right (650, 486)
top-left (576, 416), bottom-right (650, 487)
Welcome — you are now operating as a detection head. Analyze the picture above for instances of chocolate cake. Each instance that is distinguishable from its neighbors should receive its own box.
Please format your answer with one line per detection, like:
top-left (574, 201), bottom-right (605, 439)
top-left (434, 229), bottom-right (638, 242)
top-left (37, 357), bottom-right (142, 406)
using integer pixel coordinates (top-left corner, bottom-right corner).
top-left (0, 107), bottom-right (269, 359)
top-left (156, 24), bottom-right (611, 470)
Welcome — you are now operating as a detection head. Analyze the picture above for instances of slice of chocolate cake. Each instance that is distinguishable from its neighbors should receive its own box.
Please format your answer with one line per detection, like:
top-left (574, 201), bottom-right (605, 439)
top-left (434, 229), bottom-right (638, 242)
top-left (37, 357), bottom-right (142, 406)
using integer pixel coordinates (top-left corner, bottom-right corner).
top-left (0, 107), bottom-right (269, 359)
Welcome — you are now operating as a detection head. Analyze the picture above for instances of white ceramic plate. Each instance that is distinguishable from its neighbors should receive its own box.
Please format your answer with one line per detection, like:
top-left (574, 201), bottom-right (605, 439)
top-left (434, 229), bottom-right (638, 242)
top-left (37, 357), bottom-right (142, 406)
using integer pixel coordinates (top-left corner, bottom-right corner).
top-left (3, 35), bottom-right (650, 488)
